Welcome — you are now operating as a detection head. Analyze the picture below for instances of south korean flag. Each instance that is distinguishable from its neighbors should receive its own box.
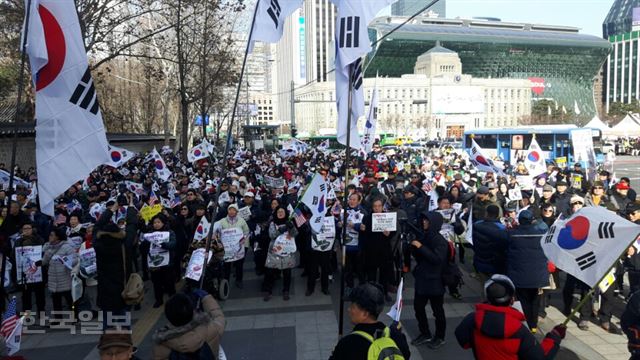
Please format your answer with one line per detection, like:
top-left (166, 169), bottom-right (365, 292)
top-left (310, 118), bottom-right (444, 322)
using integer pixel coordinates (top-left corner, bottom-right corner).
top-left (249, 0), bottom-right (303, 53)
top-left (147, 148), bottom-right (172, 182)
top-left (541, 207), bottom-right (640, 288)
top-left (332, 0), bottom-right (397, 149)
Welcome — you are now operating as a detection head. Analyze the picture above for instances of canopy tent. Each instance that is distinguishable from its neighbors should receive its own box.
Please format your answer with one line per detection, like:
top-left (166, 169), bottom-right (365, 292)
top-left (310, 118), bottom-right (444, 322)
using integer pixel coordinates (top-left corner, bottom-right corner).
top-left (584, 116), bottom-right (610, 131)
top-left (605, 114), bottom-right (640, 137)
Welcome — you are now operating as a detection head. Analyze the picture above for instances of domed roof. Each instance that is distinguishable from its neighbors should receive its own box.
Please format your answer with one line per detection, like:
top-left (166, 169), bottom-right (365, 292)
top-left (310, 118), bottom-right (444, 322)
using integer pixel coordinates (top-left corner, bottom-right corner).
top-left (424, 40), bottom-right (456, 54)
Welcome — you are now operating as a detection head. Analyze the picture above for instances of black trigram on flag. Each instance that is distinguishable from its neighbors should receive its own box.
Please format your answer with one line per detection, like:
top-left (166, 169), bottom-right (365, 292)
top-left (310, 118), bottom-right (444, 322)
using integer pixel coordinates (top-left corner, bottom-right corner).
top-left (597, 222), bottom-right (615, 239)
top-left (351, 59), bottom-right (363, 91)
top-left (69, 67), bottom-right (100, 115)
top-left (339, 16), bottom-right (360, 48)
top-left (544, 225), bottom-right (557, 244)
top-left (576, 251), bottom-right (596, 271)
top-left (471, 147), bottom-right (478, 155)
top-left (267, 0), bottom-right (281, 28)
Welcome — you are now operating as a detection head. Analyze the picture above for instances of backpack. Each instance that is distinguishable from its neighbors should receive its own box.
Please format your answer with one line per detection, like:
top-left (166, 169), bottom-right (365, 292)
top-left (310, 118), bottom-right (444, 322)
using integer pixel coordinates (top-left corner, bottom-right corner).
top-left (441, 241), bottom-right (462, 288)
top-left (120, 246), bottom-right (144, 305)
top-left (169, 343), bottom-right (215, 360)
top-left (353, 327), bottom-right (405, 360)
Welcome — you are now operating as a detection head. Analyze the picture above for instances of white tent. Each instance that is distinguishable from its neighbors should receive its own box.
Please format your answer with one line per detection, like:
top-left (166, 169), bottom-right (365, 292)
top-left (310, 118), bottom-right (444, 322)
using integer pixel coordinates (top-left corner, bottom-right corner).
top-left (606, 114), bottom-right (640, 137)
top-left (584, 116), bottom-right (610, 131)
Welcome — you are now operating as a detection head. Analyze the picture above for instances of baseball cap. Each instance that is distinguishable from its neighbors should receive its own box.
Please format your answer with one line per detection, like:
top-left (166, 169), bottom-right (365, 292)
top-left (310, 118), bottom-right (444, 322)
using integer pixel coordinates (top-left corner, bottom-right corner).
top-left (556, 180), bottom-right (568, 187)
top-left (228, 204), bottom-right (239, 211)
top-left (543, 184), bottom-right (553, 192)
top-left (476, 186), bottom-right (490, 195)
top-left (243, 191), bottom-right (255, 198)
top-left (98, 332), bottom-right (133, 350)
top-left (617, 182), bottom-right (630, 190)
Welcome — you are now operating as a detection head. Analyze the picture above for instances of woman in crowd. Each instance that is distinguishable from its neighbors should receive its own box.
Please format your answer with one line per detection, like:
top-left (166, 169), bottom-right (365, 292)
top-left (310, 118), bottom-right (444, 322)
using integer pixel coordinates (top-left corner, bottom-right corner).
top-left (42, 227), bottom-right (78, 317)
top-left (262, 206), bottom-right (298, 301)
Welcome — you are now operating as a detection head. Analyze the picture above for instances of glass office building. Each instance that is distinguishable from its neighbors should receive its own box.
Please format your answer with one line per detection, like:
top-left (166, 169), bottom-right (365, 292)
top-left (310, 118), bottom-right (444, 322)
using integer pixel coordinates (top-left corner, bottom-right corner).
top-left (603, 0), bottom-right (640, 38)
top-left (602, 0), bottom-right (640, 112)
top-left (391, 0), bottom-right (446, 17)
top-left (366, 17), bottom-right (611, 118)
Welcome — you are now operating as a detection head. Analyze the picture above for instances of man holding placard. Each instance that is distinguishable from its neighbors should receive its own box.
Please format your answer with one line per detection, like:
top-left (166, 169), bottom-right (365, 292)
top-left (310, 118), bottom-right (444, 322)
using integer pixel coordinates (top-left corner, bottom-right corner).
top-left (360, 199), bottom-right (396, 302)
top-left (214, 204), bottom-right (250, 289)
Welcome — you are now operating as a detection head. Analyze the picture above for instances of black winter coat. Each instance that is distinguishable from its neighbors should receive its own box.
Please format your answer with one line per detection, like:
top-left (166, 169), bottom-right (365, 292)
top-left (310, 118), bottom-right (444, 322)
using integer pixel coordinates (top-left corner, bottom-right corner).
top-left (506, 221), bottom-right (550, 289)
top-left (472, 219), bottom-right (508, 275)
top-left (93, 209), bottom-right (127, 311)
top-left (411, 212), bottom-right (448, 296)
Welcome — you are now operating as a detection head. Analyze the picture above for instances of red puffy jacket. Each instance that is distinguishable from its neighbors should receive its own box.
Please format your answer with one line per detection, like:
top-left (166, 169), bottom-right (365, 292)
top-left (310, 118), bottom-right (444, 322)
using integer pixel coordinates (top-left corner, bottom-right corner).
top-left (455, 303), bottom-right (561, 360)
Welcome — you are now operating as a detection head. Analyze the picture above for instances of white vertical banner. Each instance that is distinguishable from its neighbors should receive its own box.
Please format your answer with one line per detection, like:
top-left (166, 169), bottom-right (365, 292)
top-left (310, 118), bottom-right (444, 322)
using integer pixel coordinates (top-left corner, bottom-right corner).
top-left (332, 0), bottom-right (397, 149)
top-left (300, 173), bottom-right (329, 233)
top-left (570, 128), bottom-right (597, 180)
top-left (26, 0), bottom-right (110, 215)
top-left (361, 81), bottom-right (378, 154)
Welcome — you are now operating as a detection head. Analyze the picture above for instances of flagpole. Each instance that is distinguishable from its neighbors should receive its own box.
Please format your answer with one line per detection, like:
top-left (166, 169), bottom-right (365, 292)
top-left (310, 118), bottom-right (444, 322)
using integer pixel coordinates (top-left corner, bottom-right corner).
top-left (7, 0), bottom-right (33, 199)
top-left (338, 63), bottom-right (355, 337)
top-left (561, 233), bottom-right (640, 326)
top-left (197, 2), bottom-right (259, 294)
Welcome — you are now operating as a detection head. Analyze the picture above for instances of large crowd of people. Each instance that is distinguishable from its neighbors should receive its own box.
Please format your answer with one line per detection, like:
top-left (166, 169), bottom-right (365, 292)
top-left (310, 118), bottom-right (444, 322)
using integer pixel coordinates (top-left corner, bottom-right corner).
top-left (0, 138), bottom-right (639, 359)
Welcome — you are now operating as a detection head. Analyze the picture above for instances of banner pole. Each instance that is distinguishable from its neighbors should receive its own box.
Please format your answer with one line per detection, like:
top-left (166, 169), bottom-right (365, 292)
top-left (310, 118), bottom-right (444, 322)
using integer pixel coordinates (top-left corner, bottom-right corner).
top-left (198, 2), bottom-right (259, 294)
top-left (7, 0), bottom-right (33, 199)
top-left (338, 63), bottom-right (355, 337)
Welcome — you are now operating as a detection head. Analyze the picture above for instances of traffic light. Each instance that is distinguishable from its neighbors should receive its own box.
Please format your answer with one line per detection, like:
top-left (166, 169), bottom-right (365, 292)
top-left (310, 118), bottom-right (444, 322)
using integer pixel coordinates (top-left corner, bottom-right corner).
top-left (291, 126), bottom-right (297, 138)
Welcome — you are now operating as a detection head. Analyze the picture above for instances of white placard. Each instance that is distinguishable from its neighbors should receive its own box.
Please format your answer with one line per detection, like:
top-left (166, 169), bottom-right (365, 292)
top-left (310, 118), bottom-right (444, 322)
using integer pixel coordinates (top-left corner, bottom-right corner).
top-left (79, 248), bottom-right (97, 278)
top-left (313, 217), bottom-right (335, 251)
top-left (15, 246), bottom-right (43, 284)
top-left (508, 188), bottom-right (523, 201)
top-left (238, 206), bottom-right (252, 221)
top-left (220, 228), bottom-right (245, 262)
top-left (185, 248), bottom-right (213, 281)
top-left (371, 213), bottom-right (397, 232)
top-left (144, 231), bottom-right (170, 268)
top-left (69, 236), bottom-right (84, 251)
top-left (345, 210), bottom-right (363, 246)
top-left (271, 234), bottom-right (297, 256)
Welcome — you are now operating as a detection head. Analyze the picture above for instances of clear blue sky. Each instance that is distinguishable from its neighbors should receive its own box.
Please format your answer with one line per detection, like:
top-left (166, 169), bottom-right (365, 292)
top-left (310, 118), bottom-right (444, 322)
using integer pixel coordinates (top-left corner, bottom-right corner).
top-left (445, 0), bottom-right (612, 37)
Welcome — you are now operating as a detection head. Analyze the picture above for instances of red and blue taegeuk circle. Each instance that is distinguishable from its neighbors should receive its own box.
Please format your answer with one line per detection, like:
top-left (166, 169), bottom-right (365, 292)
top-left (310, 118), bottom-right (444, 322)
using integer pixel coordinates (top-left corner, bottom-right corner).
top-left (527, 151), bottom-right (540, 162)
top-left (110, 151), bottom-right (122, 162)
top-left (475, 155), bottom-right (489, 166)
top-left (194, 149), bottom-right (202, 156)
top-left (155, 160), bottom-right (164, 170)
top-left (557, 216), bottom-right (590, 250)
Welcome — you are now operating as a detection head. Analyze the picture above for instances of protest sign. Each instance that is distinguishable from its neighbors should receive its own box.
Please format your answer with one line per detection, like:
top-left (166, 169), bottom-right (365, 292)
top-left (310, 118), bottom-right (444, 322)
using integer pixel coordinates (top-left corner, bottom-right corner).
top-left (140, 204), bottom-right (163, 224)
top-left (345, 210), bottom-right (363, 246)
top-left (15, 246), bottom-right (43, 285)
top-left (313, 217), bottom-right (336, 251)
top-left (79, 248), bottom-right (97, 278)
top-left (271, 234), bottom-right (297, 256)
top-left (143, 231), bottom-right (170, 268)
top-left (185, 249), bottom-right (213, 281)
top-left (238, 206), bottom-right (252, 221)
top-left (508, 188), bottom-right (523, 201)
top-left (69, 236), bottom-right (84, 250)
top-left (372, 213), bottom-right (397, 232)
top-left (220, 228), bottom-right (245, 262)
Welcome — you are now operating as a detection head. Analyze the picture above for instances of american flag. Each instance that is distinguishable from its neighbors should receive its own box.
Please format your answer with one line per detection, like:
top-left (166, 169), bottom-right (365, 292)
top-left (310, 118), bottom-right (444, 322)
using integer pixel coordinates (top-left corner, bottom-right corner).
top-left (1, 297), bottom-right (19, 338)
top-left (148, 190), bottom-right (159, 205)
top-left (293, 208), bottom-right (307, 227)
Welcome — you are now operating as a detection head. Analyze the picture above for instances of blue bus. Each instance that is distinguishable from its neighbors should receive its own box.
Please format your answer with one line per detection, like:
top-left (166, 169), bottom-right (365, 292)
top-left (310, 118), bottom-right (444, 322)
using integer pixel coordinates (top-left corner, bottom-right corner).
top-left (463, 125), bottom-right (604, 165)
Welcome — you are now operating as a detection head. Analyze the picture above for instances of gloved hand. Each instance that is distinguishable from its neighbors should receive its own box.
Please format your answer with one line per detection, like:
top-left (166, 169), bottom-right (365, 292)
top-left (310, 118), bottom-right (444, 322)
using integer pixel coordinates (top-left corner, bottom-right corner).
top-left (550, 324), bottom-right (567, 339)
top-left (193, 289), bottom-right (208, 299)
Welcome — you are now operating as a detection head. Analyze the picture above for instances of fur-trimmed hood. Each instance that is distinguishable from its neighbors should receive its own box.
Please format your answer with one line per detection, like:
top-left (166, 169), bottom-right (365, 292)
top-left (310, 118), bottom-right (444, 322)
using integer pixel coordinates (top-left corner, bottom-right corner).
top-left (152, 311), bottom-right (214, 353)
top-left (96, 229), bottom-right (126, 240)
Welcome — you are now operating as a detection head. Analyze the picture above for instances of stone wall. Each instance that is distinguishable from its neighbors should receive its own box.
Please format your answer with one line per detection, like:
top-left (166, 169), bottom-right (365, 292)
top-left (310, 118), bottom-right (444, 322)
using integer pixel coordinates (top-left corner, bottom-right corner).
top-left (0, 135), bottom-right (175, 169)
